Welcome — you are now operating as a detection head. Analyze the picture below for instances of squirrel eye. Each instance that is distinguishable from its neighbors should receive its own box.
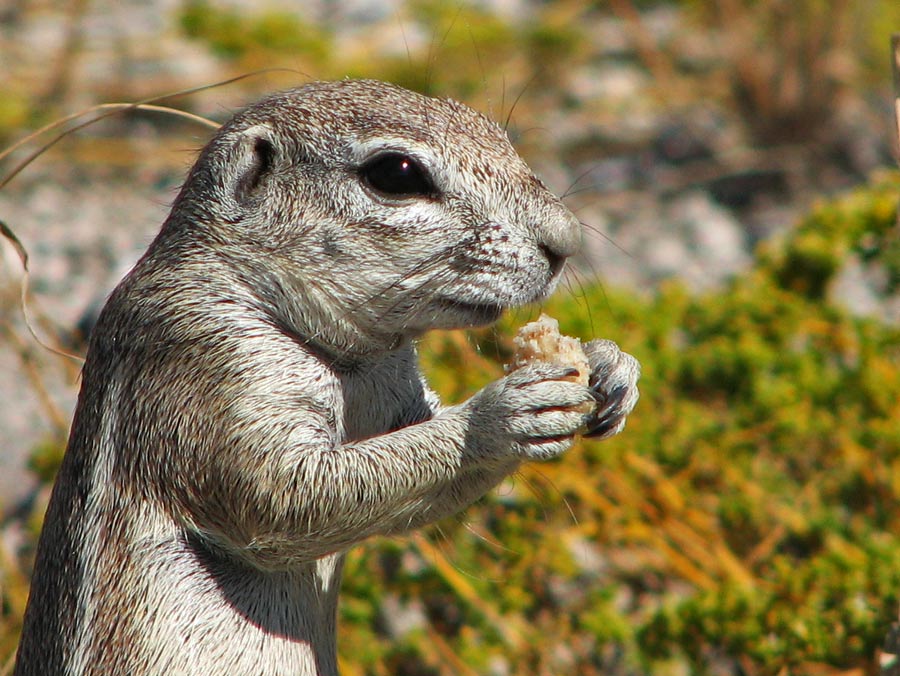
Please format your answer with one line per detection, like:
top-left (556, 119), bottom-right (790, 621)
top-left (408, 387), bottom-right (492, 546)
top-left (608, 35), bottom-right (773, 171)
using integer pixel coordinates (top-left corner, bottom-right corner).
top-left (360, 153), bottom-right (436, 198)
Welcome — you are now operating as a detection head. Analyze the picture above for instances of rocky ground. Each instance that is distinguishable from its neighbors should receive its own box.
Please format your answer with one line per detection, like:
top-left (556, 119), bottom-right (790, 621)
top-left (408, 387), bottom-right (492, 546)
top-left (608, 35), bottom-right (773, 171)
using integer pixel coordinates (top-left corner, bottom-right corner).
top-left (0, 0), bottom-right (896, 506)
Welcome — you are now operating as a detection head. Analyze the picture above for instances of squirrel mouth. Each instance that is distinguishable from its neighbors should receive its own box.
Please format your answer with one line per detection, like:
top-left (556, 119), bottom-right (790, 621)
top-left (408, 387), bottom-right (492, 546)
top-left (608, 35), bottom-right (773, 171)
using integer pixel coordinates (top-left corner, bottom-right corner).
top-left (439, 299), bottom-right (505, 325)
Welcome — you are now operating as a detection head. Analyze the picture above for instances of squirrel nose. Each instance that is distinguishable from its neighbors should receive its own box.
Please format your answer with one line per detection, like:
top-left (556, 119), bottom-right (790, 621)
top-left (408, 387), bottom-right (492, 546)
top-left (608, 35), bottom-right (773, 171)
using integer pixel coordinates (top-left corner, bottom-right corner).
top-left (538, 205), bottom-right (583, 264)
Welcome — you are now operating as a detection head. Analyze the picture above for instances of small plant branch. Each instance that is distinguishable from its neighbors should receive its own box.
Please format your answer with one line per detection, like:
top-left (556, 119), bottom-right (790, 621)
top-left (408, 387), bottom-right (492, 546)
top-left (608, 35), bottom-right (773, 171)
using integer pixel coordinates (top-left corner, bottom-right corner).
top-left (0, 319), bottom-right (69, 435)
top-left (607, 0), bottom-right (677, 97)
top-left (0, 219), bottom-right (84, 365)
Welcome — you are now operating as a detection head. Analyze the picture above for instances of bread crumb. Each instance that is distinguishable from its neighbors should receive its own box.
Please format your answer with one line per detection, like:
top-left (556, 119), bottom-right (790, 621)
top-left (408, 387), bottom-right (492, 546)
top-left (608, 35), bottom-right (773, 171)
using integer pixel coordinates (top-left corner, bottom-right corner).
top-left (508, 314), bottom-right (591, 388)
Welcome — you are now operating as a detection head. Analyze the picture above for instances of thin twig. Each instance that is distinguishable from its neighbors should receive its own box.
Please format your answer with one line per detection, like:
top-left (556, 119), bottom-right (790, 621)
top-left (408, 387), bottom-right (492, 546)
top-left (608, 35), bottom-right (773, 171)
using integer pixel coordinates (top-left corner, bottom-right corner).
top-left (0, 72), bottom-right (300, 363)
top-left (1, 219), bottom-right (84, 364)
top-left (0, 103), bottom-right (219, 167)
top-left (0, 71), bottom-right (291, 189)
top-left (0, 321), bottom-right (69, 434)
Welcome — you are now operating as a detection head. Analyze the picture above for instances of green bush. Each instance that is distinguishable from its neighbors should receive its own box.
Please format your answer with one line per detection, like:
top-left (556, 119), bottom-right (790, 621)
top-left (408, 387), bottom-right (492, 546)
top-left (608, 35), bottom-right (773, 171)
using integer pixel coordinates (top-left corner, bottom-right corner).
top-left (760, 172), bottom-right (900, 298)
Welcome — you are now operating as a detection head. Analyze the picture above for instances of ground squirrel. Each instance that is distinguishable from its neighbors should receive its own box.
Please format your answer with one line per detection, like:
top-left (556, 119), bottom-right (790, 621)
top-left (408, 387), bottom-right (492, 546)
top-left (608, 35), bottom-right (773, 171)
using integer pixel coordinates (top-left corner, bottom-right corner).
top-left (14, 79), bottom-right (640, 675)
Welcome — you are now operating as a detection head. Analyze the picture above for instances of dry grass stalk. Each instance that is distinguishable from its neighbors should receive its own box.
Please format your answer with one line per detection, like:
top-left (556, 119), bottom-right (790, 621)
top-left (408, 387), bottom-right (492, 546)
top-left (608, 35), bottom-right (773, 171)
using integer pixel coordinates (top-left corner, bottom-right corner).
top-left (713, 0), bottom-right (854, 144)
top-left (892, 34), bottom-right (900, 155)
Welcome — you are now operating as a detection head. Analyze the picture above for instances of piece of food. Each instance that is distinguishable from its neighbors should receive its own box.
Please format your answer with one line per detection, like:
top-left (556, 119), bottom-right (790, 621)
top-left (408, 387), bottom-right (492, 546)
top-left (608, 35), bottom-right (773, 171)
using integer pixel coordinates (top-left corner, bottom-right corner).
top-left (508, 315), bottom-right (596, 422)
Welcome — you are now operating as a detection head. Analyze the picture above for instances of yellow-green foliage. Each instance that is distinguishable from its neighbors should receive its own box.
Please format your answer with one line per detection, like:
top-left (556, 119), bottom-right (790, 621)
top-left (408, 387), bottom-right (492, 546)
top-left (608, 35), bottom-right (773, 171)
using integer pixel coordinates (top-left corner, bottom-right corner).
top-left (174, 0), bottom-right (583, 108)
top-left (0, 87), bottom-right (31, 145)
top-left (3, 176), bottom-right (900, 674)
top-left (336, 175), bottom-right (900, 674)
top-left (761, 172), bottom-right (900, 299)
top-left (179, 0), bottom-right (332, 67)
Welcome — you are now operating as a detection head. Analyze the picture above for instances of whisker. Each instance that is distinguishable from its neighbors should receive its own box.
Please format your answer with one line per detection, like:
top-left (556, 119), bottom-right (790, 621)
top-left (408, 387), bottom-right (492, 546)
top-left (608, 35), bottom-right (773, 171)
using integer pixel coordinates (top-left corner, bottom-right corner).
top-left (562, 267), bottom-right (597, 337)
top-left (426, 5), bottom-right (463, 94)
top-left (518, 467), bottom-right (579, 528)
top-left (301, 236), bottom-right (481, 366)
top-left (509, 470), bottom-right (554, 524)
top-left (577, 268), bottom-right (618, 330)
top-left (561, 166), bottom-right (601, 200)
top-left (430, 521), bottom-right (503, 584)
top-left (578, 218), bottom-right (633, 260)
top-left (460, 519), bottom-right (518, 555)
top-left (505, 124), bottom-right (550, 145)
top-left (468, 24), bottom-right (489, 116)
top-left (398, 8), bottom-right (414, 73)
top-left (503, 72), bottom-right (539, 134)
top-left (499, 76), bottom-right (507, 133)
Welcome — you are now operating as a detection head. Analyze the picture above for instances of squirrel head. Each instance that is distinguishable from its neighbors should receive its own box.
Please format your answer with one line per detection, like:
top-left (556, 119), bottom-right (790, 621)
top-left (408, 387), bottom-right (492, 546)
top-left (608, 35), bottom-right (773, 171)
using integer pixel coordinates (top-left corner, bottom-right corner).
top-left (160, 80), bottom-right (582, 356)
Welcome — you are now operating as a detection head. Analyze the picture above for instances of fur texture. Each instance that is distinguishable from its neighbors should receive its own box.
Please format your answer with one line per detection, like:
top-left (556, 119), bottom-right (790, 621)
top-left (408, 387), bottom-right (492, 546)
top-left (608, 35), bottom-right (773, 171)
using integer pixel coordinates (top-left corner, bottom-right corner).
top-left (14, 80), bottom-right (640, 675)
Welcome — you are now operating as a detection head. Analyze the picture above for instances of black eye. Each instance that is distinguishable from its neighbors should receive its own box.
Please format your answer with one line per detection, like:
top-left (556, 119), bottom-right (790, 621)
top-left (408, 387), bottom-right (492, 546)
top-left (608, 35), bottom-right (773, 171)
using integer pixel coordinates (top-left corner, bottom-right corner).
top-left (360, 153), bottom-right (436, 198)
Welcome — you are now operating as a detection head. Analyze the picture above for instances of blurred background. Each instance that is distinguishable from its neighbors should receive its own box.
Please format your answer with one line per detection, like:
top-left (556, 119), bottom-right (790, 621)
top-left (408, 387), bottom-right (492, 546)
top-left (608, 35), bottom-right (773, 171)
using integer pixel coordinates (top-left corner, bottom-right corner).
top-left (1, 1), bottom-right (900, 674)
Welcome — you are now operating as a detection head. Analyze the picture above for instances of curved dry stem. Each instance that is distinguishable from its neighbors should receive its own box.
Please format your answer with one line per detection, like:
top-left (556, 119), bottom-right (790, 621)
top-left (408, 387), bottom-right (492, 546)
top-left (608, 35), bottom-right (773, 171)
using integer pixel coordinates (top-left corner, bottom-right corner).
top-left (0, 103), bottom-right (218, 168)
top-left (0, 69), bottom-right (307, 365)
top-left (0, 68), bottom-right (306, 190)
top-left (0, 104), bottom-right (219, 191)
top-left (0, 219), bottom-right (84, 364)
top-left (892, 34), bottom-right (900, 153)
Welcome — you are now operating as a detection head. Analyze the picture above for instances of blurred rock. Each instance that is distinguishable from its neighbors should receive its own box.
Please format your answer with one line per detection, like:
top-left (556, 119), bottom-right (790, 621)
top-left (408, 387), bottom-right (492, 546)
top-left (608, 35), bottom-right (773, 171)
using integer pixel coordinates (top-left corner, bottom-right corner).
top-left (831, 254), bottom-right (900, 324)
top-left (580, 191), bottom-right (751, 292)
top-left (377, 593), bottom-right (428, 640)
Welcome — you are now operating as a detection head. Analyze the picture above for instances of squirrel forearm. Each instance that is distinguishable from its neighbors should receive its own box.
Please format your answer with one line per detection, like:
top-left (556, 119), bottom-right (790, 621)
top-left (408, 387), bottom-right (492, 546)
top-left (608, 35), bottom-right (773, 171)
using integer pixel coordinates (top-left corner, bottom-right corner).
top-left (192, 406), bottom-right (515, 567)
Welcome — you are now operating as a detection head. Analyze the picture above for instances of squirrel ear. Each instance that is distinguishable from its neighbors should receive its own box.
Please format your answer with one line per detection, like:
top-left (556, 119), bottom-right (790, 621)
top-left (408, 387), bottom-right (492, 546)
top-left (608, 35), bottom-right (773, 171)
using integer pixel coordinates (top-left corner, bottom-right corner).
top-left (230, 124), bottom-right (276, 204)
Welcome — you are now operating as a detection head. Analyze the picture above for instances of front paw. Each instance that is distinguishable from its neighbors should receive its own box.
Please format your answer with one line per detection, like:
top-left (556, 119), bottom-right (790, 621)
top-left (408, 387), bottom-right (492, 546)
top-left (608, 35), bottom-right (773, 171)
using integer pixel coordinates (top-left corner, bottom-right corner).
top-left (582, 339), bottom-right (641, 439)
top-left (468, 364), bottom-right (596, 462)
